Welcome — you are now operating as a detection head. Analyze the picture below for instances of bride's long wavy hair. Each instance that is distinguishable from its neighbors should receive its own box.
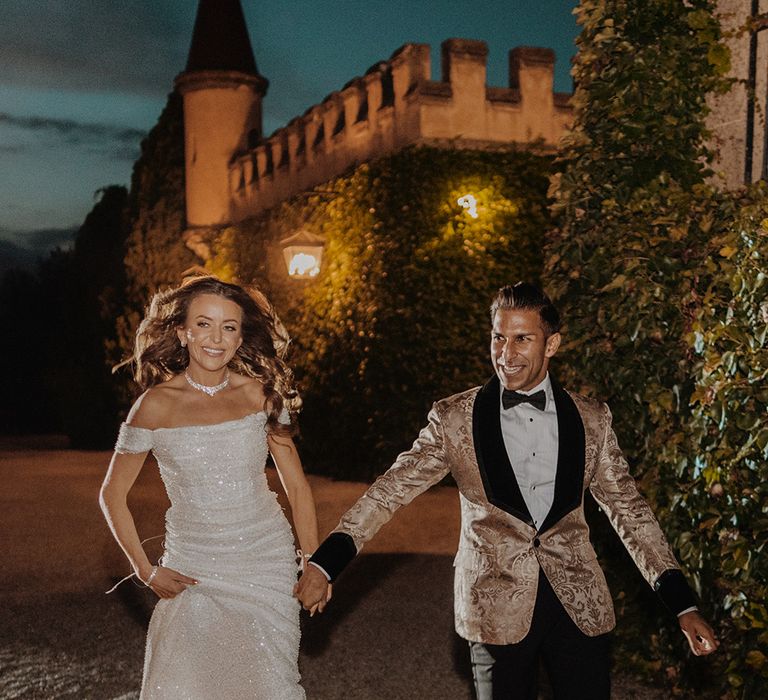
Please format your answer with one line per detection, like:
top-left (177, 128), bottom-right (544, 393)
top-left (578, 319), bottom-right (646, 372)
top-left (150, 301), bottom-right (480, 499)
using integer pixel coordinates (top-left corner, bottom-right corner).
top-left (129, 276), bottom-right (299, 436)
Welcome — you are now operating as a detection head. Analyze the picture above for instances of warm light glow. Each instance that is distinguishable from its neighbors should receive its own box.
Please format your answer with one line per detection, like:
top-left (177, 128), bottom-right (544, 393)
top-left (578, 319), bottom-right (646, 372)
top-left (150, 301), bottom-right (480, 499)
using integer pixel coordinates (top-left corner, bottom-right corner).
top-left (288, 252), bottom-right (320, 277)
top-left (280, 229), bottom-right (325, 279)
top-left (457, 194), bottom-right (478, 218)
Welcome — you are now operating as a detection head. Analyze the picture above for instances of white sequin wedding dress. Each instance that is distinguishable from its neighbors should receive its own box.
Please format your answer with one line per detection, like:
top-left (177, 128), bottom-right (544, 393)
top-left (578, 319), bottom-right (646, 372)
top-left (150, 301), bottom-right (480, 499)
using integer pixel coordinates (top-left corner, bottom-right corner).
top-left (115, 411), bottom-right (305, 699)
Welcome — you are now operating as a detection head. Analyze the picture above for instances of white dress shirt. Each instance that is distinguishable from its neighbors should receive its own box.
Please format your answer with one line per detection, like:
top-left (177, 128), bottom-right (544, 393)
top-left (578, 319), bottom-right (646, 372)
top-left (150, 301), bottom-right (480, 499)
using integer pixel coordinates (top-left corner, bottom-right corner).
top-left (499, 373), bottom-right (558, 530)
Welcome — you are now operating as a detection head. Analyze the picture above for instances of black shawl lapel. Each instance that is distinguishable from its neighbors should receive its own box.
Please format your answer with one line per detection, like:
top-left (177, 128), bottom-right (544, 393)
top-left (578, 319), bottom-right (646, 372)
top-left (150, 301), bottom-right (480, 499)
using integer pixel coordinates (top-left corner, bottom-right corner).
top-left (538, 379), bottom-right (586, 534)
top-left (472, 375), bottom-right (533, 524)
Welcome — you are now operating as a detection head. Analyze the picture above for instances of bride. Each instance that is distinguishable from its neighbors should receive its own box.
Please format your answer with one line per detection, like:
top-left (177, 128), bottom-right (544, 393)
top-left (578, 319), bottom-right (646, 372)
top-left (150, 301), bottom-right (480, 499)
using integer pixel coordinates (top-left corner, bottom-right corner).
top-left (99, 276), bottom-right (327, 699)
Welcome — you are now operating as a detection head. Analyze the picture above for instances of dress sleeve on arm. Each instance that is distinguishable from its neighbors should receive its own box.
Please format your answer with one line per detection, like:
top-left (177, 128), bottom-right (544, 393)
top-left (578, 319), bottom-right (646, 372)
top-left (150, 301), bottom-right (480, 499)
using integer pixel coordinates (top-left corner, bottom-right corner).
top-left (278, 407), bottom-right (291, 425)
top-left (114, 423), bottom-right (153, 454)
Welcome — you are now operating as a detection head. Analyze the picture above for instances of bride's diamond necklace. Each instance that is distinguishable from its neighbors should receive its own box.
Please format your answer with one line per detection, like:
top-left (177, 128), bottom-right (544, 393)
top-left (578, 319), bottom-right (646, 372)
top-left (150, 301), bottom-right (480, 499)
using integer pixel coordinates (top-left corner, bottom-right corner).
top-left (184, 370), bottom-right (230, 397)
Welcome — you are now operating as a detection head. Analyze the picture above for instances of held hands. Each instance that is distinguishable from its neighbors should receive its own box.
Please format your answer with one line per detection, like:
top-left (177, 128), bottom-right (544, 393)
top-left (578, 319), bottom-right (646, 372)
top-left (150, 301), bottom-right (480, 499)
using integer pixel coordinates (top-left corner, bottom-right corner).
top-left (679, 611), bottom-right (719, 656)
top-left (140, 565), bottom-right (198, 599)
top-left (293, 565), bottom-right (332, 616)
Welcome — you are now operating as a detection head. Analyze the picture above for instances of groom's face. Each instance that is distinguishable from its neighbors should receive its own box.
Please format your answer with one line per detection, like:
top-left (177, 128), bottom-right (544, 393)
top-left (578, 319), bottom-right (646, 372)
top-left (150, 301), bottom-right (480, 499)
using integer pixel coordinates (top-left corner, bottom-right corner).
top-left (491, 308), bottom-right (561, 392)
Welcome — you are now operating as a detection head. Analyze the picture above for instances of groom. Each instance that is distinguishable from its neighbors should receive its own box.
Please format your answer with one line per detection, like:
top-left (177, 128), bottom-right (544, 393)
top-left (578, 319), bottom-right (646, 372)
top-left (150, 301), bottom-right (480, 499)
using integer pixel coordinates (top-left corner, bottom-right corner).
top-left (295, 283), bottom-right (718, 699)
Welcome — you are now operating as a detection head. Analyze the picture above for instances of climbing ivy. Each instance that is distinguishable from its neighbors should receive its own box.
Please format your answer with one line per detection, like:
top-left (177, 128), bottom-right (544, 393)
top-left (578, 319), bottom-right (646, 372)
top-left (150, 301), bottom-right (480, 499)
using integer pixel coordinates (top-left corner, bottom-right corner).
top-left (676, 187), bottom-right (768, 697)
top-left (546, 0), bottom-right (765, 696)
top-left (224, 145), bottom-right (553, 478)
top-left (111, 90), bottom-right (197, 410)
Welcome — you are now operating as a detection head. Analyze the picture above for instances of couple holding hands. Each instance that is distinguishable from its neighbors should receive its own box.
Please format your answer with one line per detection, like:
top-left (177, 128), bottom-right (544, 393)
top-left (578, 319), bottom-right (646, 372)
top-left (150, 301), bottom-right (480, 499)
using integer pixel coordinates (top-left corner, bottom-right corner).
top-left (101, 275), bottom-right (717, 699)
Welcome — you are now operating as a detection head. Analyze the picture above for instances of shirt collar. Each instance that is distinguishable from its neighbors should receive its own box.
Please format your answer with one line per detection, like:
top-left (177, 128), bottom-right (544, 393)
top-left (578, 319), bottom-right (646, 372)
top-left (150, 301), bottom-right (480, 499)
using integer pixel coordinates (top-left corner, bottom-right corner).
top-left (498, 372), bottom-right (555, 413)
top-left (498, 372), bottom-right (551, 397)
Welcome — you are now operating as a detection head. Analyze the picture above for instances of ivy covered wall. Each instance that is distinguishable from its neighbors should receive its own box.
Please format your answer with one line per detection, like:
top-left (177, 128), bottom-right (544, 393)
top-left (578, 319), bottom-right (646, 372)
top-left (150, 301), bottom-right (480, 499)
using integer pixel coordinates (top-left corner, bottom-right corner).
top-left (678, 188), bottom-right (768, 697)
top-left (212, 146), bottom-right (553, 478)
top-left (114, 91), bottom-right (196, 375)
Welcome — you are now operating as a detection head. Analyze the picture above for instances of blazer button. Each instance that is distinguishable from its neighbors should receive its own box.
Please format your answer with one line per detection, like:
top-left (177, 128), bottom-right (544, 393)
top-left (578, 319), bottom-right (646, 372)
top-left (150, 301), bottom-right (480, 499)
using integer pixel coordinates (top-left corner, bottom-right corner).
top-left (533, 537), bottom-right (540, 548)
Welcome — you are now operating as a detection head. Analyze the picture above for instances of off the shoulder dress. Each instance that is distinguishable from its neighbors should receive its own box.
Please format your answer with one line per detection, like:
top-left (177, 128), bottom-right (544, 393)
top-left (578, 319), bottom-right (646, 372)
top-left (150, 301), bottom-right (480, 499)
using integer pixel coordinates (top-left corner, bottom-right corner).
top-left (115, 410), bottom-right (304, 699)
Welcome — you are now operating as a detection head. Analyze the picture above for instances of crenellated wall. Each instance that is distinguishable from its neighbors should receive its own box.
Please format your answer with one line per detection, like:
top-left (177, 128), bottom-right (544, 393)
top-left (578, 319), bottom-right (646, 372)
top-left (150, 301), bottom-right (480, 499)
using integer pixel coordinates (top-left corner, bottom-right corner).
top-left (227, 40), bottom-right (572, 223)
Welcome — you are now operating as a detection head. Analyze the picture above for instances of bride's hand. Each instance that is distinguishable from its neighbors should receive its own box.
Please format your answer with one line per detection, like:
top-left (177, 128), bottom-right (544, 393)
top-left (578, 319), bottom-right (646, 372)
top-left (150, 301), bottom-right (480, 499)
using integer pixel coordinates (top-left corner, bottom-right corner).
top-left (143, 566), bottom-right (198, 599)
top-left (294, 566), bottom-right (332, 616)
top-left (309, 583), bottom-right (333, 617)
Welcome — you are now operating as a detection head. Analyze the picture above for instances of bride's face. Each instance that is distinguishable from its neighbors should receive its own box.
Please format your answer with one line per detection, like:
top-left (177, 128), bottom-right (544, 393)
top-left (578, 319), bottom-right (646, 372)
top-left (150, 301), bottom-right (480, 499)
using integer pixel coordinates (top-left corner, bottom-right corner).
top-left (177, 293), bottom-right (243, 374)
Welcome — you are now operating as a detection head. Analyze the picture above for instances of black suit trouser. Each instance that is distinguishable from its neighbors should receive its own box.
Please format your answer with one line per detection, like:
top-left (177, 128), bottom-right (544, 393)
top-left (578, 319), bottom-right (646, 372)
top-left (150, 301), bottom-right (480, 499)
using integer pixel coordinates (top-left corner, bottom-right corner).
top-left (469, 568), bottom-right (611, 700)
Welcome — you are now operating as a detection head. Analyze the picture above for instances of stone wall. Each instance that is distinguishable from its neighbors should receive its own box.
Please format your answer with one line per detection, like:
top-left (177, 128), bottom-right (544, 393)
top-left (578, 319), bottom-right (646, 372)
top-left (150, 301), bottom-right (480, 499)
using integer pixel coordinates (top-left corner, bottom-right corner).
top-left (708, 0), bottom-right (768, 188)
top-left (227, 40), bottom-right (572, 222)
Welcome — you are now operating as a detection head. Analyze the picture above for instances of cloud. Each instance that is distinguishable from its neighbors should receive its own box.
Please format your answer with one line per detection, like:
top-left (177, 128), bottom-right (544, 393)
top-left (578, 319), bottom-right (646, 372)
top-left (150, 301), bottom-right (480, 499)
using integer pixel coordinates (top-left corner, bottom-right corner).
top-left (24, 226), bottom-right (79, 253)
top-left (0, 113), bottom-right (144, 146)
top-left (0, 226), bottom-right (78, 276)
top-left (0, 143), bottom-right (27, 154)
top-left (0, 112), bottom-right (144, 161)
top-left (0, 225), bottom-right (78, 257)
top-left (107, 145), bottom-right (143, 162)
top-left (0, 1), bottom-right (191, 96)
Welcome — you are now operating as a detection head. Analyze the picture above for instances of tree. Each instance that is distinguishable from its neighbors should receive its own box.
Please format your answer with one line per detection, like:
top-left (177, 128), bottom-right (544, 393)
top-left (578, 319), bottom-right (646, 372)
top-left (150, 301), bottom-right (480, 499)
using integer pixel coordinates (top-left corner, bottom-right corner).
top-left (50, 185), bottom-right (129, 447)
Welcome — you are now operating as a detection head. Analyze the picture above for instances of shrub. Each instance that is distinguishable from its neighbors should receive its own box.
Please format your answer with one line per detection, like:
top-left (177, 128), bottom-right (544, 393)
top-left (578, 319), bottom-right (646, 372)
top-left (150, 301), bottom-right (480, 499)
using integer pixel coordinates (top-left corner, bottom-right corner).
top-left (676, 186), bottom-right (768, 696)
top-left (542, 0), bottom-right (765, 695)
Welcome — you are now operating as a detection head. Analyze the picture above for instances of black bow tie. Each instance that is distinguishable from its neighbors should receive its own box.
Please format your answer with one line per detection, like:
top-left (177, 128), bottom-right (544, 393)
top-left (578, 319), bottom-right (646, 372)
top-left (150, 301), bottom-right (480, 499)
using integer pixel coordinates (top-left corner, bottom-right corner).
top-left (502, 389), bottom-right (546, 411)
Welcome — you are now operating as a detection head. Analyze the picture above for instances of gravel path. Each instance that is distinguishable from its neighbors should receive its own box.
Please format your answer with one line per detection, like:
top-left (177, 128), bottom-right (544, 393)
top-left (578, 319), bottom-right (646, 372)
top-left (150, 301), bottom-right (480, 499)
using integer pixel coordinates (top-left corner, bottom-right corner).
top-left (0, 444), bottom-right (669, 699)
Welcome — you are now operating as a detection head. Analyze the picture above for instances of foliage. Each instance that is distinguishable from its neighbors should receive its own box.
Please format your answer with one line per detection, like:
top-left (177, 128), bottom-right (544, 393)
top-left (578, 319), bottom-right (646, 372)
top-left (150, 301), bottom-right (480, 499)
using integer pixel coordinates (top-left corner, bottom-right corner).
top-left (0, 186), bottom-right (130, 445)
top-left (113, 90), bottom-right (196, 405)
top-left (546, 0), bottom-right (765, 696)
top-left (57, 185), bottom-right (131, 446)
top-left (226, 146), bottom-right (553, 478)
top-left (677, 187), bottom-right (768, 697)
top-left (547, 0), bottom-right (729, 483)
top-left (1, 92), bottom-right (189, 442)
top-left (554, 0), bottom-right (728, 212)
top-left (0, 267), bottom-right (59, 433)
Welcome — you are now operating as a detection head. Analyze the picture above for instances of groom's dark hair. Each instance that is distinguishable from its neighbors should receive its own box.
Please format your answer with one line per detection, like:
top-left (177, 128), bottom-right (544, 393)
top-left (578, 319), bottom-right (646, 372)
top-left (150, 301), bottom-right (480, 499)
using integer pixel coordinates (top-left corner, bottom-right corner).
top-left (490, 283), bottom-right (561, 337)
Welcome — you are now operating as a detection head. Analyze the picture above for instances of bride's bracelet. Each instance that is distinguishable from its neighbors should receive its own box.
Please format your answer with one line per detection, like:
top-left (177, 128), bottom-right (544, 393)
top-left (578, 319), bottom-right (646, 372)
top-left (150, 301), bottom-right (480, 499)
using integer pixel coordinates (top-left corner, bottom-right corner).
top-left (296, 550), bottom-right (313, 572)
top-left (144, 565), bottom-right (159, 587)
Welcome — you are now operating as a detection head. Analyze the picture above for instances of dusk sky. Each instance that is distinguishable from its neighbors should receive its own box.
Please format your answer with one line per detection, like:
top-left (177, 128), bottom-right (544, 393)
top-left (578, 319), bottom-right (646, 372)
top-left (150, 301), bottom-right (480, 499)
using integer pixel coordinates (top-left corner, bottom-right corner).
top-left (0, 1), bottom-right (578, 266)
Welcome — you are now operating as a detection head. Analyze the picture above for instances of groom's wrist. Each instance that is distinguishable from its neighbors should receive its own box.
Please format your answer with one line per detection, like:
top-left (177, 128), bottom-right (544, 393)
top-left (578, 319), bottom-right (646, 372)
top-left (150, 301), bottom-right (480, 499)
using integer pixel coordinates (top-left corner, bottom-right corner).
top-left (677, 606), bottom-right (698, 618)
top-left (309, 532), bottom-right (357, 582)
top-left (654, 569), bottom-right (698, 616)
top-left (307, 561), bottom-right (331, 581)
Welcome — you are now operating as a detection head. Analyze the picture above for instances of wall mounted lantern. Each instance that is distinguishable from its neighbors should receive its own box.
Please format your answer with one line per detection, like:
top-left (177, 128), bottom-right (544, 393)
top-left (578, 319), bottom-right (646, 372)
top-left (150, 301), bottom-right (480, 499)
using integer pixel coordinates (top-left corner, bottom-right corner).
top-left (457, 193), bottom-right (478, 218)
top-left (280, 229), bottom-right (325, 278)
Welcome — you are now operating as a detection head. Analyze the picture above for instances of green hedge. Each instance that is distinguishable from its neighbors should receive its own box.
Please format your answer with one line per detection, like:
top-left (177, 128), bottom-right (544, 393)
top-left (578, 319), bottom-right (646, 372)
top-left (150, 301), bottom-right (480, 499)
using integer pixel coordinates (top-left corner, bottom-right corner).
top-left (225, 146), bottom-right (553, 478)
top-left (676, 187), bottom-right (768, 695)
top-left (546, 0), bottom-right (766, 696)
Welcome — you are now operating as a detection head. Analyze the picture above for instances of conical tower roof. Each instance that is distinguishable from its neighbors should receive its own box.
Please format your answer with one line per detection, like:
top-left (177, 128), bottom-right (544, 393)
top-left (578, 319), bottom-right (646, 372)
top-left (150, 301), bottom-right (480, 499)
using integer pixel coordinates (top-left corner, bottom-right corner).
top-left (185, 0), bottom-right (262, 76)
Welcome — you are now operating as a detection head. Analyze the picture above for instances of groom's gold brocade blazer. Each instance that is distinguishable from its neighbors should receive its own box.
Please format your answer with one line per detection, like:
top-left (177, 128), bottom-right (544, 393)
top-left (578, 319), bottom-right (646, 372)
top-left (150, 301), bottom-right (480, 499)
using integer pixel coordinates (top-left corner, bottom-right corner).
top-left (329, 378), bottom-right (684, 645)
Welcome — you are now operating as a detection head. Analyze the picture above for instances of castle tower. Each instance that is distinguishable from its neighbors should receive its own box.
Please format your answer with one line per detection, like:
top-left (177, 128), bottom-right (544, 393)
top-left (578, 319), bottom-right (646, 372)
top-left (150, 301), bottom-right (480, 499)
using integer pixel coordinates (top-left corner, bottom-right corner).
top-left (175, 0), bottom-right (268, 229)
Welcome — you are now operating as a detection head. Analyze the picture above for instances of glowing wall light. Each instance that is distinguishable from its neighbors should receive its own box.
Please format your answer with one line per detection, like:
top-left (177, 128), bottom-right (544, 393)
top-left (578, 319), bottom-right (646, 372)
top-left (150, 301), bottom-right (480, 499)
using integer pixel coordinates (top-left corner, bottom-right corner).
top-left (280, 229), bottom-right (325, 279)
top-left (457, 194), bottom-right (478, 218)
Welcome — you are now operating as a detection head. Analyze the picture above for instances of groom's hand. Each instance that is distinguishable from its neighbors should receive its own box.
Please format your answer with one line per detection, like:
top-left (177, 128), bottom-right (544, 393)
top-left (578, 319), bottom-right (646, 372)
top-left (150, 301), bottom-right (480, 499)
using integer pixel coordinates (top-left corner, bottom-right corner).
top-left (679, 611), bottom-right (719, 656)
top-left (294, 565), bottom-right (331, 615)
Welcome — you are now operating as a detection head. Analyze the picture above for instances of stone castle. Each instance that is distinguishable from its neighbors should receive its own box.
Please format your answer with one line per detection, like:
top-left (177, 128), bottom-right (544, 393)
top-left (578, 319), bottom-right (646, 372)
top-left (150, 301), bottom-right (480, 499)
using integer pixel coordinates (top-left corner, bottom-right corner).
top-left (175, 0), bottom-right (573, 234)
top-left (173, 0), bottom-right (766, 238)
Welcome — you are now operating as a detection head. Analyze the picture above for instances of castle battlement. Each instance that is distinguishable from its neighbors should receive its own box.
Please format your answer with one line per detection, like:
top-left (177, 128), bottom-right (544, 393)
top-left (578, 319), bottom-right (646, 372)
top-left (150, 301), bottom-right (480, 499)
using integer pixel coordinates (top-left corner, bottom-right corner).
top-left (227, 39), bottom-right (572, 223)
